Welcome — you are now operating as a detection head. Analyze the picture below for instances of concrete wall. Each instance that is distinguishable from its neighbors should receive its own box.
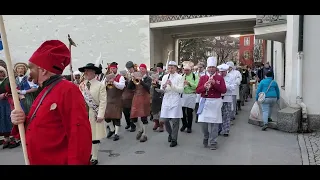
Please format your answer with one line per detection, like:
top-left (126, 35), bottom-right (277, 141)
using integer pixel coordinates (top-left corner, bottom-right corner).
top-left (269, 15), bottom-right (320, 130)
top-left (302, 15), bottom-right (320, 123)
top-left (0, 15), bottom-right (150, 74)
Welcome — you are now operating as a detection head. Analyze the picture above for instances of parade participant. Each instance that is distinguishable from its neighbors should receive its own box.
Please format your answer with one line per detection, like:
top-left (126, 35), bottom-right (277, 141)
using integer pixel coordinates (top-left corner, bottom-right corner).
top-left (11, 40), bottom-right (92, 165)
top-left (73, 70), bottom-right (81, 85)
top-left (217, 64), bottom-right (235, 137)
top-left (160, 61), bottom-right (184, 147)
top-left (0, 65), bottom-right (20, 149)
top-left (103, 62), bottom-right (125, 141)
top-left (96, 64), bottom-right (104, 81)
top-left (14, 62), bottom-right (38, 116)
top-left (128, 64), bottom-right (152, 142)
top-left (194, 62), bottom-right (206, 123)
top-left (226, 61), bottom-right (242, 118)
top-left (151, 62), bottom-right (165, 132)
top-left (180, 62), bottom-right (199, 133)
top-left (79, 62), bottom-right (107, 165)
top-left (196, 57), bottom-right (226, 150)
top-left (122, 61), bottom-right (136, 132)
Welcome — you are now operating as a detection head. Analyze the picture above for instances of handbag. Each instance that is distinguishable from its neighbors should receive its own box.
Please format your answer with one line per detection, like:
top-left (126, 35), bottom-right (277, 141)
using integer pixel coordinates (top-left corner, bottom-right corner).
top-left (258, 80), bottom-right (274, 103)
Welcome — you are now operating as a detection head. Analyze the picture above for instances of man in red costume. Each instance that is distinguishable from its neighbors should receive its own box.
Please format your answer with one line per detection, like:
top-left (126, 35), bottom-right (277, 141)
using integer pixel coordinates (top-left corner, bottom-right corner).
top-left (10, 40), bottom-right (92, 165)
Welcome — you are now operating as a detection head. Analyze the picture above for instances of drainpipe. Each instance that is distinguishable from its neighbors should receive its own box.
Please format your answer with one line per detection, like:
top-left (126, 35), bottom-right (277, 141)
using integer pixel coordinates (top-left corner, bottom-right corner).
top-left (296, 15), bottom-right (308, 132)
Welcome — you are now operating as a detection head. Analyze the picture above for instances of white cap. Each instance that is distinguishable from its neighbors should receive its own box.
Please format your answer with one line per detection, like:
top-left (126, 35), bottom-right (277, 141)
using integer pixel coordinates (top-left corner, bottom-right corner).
top-left (168, 61), bottom-right (177, 66)
top-left (226, 61), bottom-right (235, 69)
top-left (217, 64), bottom-right (229, 72)
top-left (73, 70), bottom-right (81, 75)
top-left (207, 57), bottom-right (217, 67)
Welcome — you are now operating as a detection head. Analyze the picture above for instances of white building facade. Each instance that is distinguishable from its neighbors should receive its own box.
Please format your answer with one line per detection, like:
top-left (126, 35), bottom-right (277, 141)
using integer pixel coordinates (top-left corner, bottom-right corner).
top-left (255, 15), bottom-right (320, 132)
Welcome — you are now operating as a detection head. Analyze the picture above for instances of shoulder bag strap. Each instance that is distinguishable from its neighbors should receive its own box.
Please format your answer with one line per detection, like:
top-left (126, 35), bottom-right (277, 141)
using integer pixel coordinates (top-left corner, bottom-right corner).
top-left (26, 78), bottom-right (63, 128)
top-left (265, 80), bottom-right (274, 94)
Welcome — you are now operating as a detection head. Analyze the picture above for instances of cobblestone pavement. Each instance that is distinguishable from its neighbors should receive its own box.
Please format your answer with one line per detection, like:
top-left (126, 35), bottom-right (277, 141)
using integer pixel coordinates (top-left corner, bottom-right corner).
top-left (301, 132), bottom-right (320, 165)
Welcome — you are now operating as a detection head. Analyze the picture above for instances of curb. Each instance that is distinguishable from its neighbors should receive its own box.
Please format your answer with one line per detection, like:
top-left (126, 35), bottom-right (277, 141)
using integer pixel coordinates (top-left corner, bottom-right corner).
top-left (297, 134), bottom-right (310, 165)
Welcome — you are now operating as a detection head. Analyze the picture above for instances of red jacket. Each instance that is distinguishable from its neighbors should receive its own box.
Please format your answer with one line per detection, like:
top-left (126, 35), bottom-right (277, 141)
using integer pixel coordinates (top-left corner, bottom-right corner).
top-left (196, 74), bottom-right (227, 98)
top-left (13, 79), bottom-right (92, 165)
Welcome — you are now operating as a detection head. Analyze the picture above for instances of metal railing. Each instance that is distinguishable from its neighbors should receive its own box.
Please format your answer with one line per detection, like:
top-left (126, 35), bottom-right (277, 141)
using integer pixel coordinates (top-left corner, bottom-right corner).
top-left (256, 15), bottom-right (287, 26)
top-left (150, 15), bottom-right (217, 23)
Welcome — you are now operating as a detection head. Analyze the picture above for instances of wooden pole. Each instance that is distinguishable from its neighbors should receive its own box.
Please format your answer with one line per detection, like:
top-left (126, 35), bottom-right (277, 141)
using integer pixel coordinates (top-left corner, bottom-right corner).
top-left (0, 15), bottom-right (29, 165)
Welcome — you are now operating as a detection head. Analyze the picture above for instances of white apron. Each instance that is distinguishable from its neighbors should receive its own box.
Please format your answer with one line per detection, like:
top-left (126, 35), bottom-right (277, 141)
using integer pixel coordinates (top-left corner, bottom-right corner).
top-left (181, 93), bottom-right (196, 109)
top-left (235, 86), bottom-right (240, 100)
top-left (198, 98), bottom-right (223, 124)
top-left (160, 93), bottom-right (183, 119)
top-left (196, 94), bottom-right (201, 103)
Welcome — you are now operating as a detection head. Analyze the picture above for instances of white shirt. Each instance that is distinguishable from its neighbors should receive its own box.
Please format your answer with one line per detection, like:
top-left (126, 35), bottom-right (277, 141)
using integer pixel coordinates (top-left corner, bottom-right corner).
top-left (228, 70), bottom-right (242, 95)
top-left (160, 72), bottom-right (184, 118)
top-left (222, 73), bottom-right (236, 102)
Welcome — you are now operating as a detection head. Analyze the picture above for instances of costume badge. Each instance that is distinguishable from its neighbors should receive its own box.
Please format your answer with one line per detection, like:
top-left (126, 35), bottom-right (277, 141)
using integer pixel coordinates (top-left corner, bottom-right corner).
top-left (50, 103), bottom-right (57, 111)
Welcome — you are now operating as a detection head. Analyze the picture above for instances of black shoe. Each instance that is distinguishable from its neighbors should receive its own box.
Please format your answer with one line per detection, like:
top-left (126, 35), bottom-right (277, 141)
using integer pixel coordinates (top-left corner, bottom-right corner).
top-left (8, 141), bottom-right (20, 149)
top-left (170, 140), bottom-right (177, 147)
top-left (268, 118), bottom-right (273, 122)
top-left (130, 127), bottom-right (136, 132)
top-left (2, 141), bottom-right (9, 149)
top-left (208, 144), bottom-right (217, 150)
top-left (262, 125), bottom-right (268, 131)
top-left (107, 131), bottom-right (115, 138)
top-left (203, 139), bottom-right (208, 148)
top-left (180, 125), bottom-right (187, 132)
top-left (223, 134), bottom-right (229, 137)
top-left (125, 125), bottom-right (130, 130)
top-left (113, 134), bottom-right (120, 141)
top-left (186, 128), bottom-right (192, 133)
top-left (168, 135), bottom-right (172, 142)
top-left (90, 159), bottom-right (98, 165)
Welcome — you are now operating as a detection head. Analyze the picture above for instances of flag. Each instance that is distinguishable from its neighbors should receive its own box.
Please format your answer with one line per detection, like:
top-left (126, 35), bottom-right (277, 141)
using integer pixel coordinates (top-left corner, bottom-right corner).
top-left (0, 34), bottom-right (3, 51)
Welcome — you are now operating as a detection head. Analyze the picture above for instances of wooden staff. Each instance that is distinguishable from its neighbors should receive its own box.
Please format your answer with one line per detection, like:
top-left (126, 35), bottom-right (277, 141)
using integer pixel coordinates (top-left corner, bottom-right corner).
top-left (68, 34), bottom-right (76, 82)
top-left (0, 15), bottom-right (29, 165)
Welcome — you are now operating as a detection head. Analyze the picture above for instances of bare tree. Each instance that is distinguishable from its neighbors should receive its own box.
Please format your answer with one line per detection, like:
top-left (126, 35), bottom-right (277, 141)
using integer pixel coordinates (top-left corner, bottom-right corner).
top-left (178, 38), bottom-right (209, 65)
top-left (205, 36), bottom-right (239, 64)
top-left (179, 36), bottom-right (239, 65)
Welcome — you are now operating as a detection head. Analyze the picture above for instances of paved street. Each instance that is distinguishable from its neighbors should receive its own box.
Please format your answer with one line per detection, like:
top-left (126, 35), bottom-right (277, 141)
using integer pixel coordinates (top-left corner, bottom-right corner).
top-left (0, 99), bottom-right (303, 165)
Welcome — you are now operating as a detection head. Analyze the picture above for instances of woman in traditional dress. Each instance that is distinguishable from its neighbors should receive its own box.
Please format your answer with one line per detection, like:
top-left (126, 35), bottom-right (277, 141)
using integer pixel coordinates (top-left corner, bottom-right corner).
top-left (14, 62), bottom-right (38, 116)
top-left (0, 65), bottom-right (20, 149)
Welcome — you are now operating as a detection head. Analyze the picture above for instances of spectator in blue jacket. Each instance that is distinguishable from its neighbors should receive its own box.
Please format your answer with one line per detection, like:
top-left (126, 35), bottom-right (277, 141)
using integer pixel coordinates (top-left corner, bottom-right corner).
top-left (256, 71), bottom-right (280, 131)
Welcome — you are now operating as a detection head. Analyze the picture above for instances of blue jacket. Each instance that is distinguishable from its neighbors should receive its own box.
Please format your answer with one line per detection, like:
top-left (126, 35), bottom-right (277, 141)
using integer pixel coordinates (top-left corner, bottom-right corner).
top-left (256, 77), bottom-right (280, 101)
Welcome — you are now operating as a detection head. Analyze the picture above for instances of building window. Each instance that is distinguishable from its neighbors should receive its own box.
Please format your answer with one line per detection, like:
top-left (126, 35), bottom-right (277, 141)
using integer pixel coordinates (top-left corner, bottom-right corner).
top-left (244, 37), bottom-right (250, 46)
top-left (282, 43), bottom-right (286, 88)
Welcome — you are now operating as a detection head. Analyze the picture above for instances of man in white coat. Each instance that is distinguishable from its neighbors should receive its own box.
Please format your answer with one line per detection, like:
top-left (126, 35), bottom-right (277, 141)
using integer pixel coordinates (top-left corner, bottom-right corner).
top-left (78, 63), bottom-right (107, 165)
top-left (226, 61), bottom-right (242, 121)
top-left (196, 57), bottom-right (227, 150)
top-left (160, 61), bottom-right (184, 147)
top-left (194, 62), bottom-right (206, 123)
top-left (217, 64), bottom-right (235, 136)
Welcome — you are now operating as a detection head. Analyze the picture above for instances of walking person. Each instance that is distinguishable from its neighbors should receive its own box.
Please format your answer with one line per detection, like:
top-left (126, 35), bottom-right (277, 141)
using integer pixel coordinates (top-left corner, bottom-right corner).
top-left (217, 64), bottom-right (235, 136)
top-left (196, 57), bottom-right (226, 150)
top-left (122, 61), bottom-right (137, 132)
top-left (194, 62), bottom-right (206, 123)
top-left (128, 64), bottom-right (152, 143)
top-left (180, 62), bottom-right (199, 133)
top-left (151, 63), bottom-right (165, 132)
top-left (103, 62), bottom-right (125, 141)
top-left (256, 71), bottom-right (280, 131)
top-left (160, 61), bottom-right (184, 147)
top-left (226, 61), bottom-right (242, 119)
top-left (11, 40), bottom-right (92, 165)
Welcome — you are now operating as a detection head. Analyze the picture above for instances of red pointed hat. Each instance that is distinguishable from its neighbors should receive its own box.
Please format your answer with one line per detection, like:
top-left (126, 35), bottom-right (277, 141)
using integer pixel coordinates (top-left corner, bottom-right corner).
top-left (29, 40), bottom-right (71, 75)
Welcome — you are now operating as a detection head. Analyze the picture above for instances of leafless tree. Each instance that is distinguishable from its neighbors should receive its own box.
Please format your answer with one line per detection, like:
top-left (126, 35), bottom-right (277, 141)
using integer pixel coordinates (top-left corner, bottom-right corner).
top-left (179, 36), bottom-right (239, 66)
